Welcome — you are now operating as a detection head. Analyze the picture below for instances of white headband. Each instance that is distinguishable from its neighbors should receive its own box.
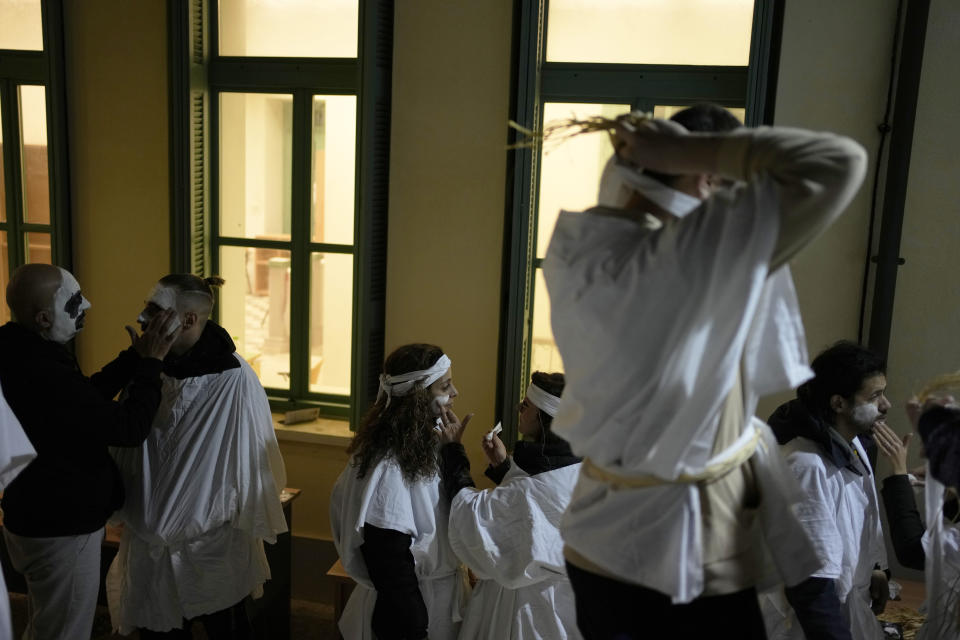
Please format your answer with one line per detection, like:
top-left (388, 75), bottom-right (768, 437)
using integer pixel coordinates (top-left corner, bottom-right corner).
top-left (526, 383), bottom-right (561, 418)
top-left (598, 155), bottom-right (702, 218)
top-left (377, 354), bottom-right (451, 408)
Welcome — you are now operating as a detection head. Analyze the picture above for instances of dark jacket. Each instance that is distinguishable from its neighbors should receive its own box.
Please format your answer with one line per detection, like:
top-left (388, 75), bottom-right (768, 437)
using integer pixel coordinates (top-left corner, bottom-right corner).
top-left (0, 321), bottom-right (163, 536)
top-left (768, 398), bottom-right (869, 476)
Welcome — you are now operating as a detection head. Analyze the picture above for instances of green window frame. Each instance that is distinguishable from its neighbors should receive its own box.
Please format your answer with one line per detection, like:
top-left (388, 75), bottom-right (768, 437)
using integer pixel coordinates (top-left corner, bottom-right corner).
top-left (0, 0), bottom-right (71, 303)
top-left (168, 0), bottom-right (393, 427)
top-left (497, 0), bottom-right (785, 440)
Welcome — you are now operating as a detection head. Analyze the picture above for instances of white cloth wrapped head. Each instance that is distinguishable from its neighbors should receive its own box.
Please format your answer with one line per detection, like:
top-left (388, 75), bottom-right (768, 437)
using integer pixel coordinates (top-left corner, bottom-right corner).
top-left (526, 383), bottom-right (561, 418)
top-left (598, 155), bottom-right (702, 217)
top-left (377, 354), bottom-right (451, 409)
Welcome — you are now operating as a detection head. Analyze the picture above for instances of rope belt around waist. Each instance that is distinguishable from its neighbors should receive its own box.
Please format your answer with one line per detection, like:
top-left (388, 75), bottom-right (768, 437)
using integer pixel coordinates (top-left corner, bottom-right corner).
top-left (581, 420), bottom-right (764, 489)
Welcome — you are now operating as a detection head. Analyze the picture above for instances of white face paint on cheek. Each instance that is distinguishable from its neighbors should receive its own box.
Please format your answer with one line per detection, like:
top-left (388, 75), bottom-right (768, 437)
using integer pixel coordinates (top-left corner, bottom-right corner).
top-left (43, 269), bottom-right (85, 344)
top-left (139, 285), bottom-right (183, 336)
top-left (431, 394), bottom-right (450, 416)
top-left (852, 402), bottom-right (880, 429)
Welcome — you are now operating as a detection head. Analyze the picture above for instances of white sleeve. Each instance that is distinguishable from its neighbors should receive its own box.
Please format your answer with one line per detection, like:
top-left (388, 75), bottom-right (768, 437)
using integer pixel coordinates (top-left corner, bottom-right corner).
top-left (788, 460), bottom-right (845, 584)
top-left (448, 480), bottom-right (565, 589)
top-left (364, 462), bottom-right (418, 537)
top-left (715, 127), bottom-right (868, 268)
top-left (0, 391), bottom-right (35, 490)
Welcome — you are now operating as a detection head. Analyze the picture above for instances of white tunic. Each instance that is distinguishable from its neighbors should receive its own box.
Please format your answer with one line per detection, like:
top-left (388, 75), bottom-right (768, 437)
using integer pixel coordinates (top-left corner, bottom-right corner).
top-left (918, 471), bottom-right (960, 639)
top-left (761, 436), bottom-right (887, 640)
top-left (543, 127), bottom-right (867, 603)
top-left (449, 461), bottom-right (583, 640)
top-left (0, 389), bottom-right (36, 638)
top-left (106, 355), bottom-right (288, 633)
top-left (330, 458), bottom-right (465, 640)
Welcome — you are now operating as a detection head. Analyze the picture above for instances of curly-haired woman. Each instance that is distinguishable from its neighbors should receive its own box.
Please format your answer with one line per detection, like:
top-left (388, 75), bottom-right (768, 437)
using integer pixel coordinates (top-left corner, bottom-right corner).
top-left (330, 344), bottom-right (473, 640)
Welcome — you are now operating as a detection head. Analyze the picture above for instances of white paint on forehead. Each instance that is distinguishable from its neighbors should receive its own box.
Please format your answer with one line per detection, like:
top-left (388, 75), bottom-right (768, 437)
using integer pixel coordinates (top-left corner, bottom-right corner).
top-left (56, 267), bottom-right (80, 295)
top-left (147, 284), bottom-right (179, 310)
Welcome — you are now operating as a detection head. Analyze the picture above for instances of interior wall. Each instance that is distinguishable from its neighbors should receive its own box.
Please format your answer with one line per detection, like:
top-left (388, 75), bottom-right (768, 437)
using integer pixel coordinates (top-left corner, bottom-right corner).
top-left (886, 0), bottom-right (960, 467)
top-left (384, 1), bottom-right (513, 484)
top-left (758, 0), bottom-right (900, 419)
top-left (63, 0), bottom-right (170, 372)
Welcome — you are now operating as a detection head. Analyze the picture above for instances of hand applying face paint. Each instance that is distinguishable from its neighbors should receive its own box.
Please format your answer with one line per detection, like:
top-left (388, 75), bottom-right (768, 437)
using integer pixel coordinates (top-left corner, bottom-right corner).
top-left (41, 268), bottom-right (91, 344)
top-left (136, 285), bottom-right (182, 337)
top-left (124, 309), bottom-right (181, 361)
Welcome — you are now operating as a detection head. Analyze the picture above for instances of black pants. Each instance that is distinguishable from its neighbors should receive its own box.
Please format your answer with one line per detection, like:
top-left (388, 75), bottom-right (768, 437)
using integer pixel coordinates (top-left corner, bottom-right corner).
top-left (138, 599), bottom-right (252, 640)
top-left (566, 562), bottom-right (768, 640)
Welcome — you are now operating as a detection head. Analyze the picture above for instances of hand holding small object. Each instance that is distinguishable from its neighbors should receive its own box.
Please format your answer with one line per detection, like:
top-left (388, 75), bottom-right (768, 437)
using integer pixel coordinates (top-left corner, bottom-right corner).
top-left (481, 424), bottom-right (507, 467)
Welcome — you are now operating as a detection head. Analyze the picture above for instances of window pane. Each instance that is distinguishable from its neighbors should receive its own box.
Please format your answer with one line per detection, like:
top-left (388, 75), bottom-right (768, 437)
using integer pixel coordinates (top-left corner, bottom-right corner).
top-left (0, 0), bottom-right (43, 50)
top-left (0, 232), bottom-right (9, 325)
top-left (24, 231), bottom-right (51, 264)
top-left (308, 252), bottom-right (353, 395)
top-left (311, 96), bottom-right (357, 245)
top-left (530, 269), bottom-right (563, 374)
top-left (546, 0), bottom-right (754, 65)
top-left (219, 93), bottom-right (292, 241)
top-left (219, 245), bottom-right (291, 390)
top-left (19, 85), bottom-right (50, 225)
top-left (536, 102), bottom-right (629, 259)
top-left (219, 0), bottom-right (358, 57)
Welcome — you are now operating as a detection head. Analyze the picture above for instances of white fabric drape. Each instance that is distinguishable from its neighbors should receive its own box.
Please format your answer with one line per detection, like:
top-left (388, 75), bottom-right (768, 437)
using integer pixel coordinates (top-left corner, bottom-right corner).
top-left (449, 462), bottom-right (583, 640)
top-left (330, 458), bottom-right (465, 640)
top-left (106, 356), bottom-right (288, 633)
top-left (0, 390), bottom-right (36, 638)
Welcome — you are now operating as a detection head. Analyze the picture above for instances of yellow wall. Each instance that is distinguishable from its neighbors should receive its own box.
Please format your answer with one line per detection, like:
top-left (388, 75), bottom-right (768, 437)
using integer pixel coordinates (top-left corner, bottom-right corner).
top-left (754, 0), bottom-right (901, 421)
top-left (384, 1), bottom-right (513, 487)
top-left (64, 0), bottom-right (170, 372)
top-left (886, 0), bottom-right (960, 463)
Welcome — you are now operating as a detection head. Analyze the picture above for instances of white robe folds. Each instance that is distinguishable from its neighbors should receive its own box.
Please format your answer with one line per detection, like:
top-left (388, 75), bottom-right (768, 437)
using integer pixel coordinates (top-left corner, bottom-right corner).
top-left (761, 436), bottom-right (886, 640)
top-left (918, 471), bottom-right (960, 640)
top-left (331, 458), bottom-right (466, 640)
top-left (106, 355), bottom-right (288, 633)
top-left (0, 390), bottom-right (36, 637)
top-left (449, 461), bottom-right (583, 640)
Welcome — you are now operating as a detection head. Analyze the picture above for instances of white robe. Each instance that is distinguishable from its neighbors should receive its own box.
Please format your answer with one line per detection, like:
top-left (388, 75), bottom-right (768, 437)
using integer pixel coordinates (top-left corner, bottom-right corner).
top-left (0, 390), bottom-right (36, 638)
top-left (330, 458), bottom-right (465, 640)
top-left (917, 470), bottom-right (960, 640)
top-left (106, 355), bottom-right (288, 633)
top-left (760, 436), bottom-right (887, 640)
top-left (543, 127), bottom-right (866, 603)
top-left (449, 461), bottom-right (583, 640)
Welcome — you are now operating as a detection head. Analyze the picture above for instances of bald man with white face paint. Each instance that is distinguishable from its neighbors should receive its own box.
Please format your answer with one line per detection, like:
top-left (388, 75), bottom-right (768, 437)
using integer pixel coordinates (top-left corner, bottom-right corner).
top-left (0, 264), bottom-right (180, 640)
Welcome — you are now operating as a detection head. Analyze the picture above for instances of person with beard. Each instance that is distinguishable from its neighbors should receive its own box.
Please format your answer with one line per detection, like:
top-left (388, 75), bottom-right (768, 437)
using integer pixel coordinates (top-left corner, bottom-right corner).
top-left (330, 344), bottom-right (472, 640)
top-left (105, 274), bottom-right (288, 638)
top-left (761, 340), bottom-right (890, 640)
top-left (439, 371), bottom-right (582, 640)
top-left (0, 264), bottom-right (179, 640)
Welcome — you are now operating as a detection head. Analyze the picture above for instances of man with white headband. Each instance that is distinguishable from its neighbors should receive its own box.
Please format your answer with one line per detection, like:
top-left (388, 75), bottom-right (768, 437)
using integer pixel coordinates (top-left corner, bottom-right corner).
top-left (542, 104), bottom-right (868, 637)
top-left (440, 371), bottom-right (583, 639)
top-left (0, 263), bottom-right (179, 639)
top-left (106, 274), bottom-right (287, 639)
top-left (331, 343), bottom-right (472, 640)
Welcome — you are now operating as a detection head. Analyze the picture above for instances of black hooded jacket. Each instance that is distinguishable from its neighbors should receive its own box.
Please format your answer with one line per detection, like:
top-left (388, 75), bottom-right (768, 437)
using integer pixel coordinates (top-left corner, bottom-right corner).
top-left (0, 321), bottom-right (163, 536)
